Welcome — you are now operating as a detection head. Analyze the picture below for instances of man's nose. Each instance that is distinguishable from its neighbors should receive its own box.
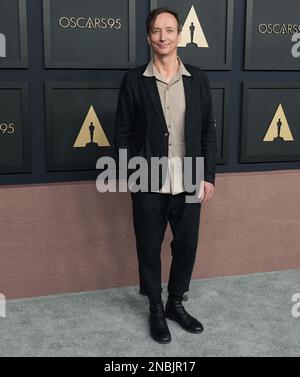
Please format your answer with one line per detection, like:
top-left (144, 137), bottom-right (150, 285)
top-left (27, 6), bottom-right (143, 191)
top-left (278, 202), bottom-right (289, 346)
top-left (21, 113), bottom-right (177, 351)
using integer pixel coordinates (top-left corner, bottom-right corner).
top-left (160, 31), bottom-right (167, 41)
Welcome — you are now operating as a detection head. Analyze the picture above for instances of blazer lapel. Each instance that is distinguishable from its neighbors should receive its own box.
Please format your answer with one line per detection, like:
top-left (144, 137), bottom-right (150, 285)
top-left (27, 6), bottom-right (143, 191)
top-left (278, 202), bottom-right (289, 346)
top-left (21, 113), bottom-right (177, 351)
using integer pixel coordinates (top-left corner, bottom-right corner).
top-left (142, 76), bottom-right (168, 132)
top-left (183, 75), bottom-right (193, 141)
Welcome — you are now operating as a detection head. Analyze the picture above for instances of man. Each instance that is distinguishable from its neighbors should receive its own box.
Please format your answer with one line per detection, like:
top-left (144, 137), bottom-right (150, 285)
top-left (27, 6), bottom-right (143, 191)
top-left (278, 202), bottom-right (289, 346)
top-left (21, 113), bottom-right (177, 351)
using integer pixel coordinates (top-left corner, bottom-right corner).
top-left (114, 7), bottom-right (217, 344)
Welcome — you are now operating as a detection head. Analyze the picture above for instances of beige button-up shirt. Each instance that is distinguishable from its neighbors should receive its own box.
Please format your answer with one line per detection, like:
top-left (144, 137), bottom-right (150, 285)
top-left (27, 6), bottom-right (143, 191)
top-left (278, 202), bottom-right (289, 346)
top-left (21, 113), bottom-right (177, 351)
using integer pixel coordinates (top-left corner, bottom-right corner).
top-left (143, 57), bottom-right (191, 195)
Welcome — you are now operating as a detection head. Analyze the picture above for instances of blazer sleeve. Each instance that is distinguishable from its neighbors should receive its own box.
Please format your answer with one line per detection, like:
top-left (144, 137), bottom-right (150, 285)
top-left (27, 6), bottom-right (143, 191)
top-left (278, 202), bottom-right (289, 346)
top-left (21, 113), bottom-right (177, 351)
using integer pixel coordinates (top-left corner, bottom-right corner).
top-left (114, 73), bottom-right (135, 163)
top-left (201, 73), bottom-right (218, 186)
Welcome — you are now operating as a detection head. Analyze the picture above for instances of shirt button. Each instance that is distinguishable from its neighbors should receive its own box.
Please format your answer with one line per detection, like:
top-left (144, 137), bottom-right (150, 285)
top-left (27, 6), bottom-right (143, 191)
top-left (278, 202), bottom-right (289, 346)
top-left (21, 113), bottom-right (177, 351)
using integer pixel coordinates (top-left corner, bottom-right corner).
top-left (164, 132), bottom-right (169, 137)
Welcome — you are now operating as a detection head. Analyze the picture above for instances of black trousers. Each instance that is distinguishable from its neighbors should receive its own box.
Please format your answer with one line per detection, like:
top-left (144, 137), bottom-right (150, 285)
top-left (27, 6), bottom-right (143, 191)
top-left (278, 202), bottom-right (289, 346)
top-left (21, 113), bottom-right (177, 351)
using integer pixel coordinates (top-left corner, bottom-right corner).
top-left (131, 191), bottom-right (201, 302)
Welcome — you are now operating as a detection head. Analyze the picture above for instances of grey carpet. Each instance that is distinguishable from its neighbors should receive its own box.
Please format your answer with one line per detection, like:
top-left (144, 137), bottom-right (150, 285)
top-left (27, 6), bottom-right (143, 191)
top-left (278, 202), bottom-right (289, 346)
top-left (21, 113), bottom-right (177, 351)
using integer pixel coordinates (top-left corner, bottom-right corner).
top-left (1, 269), bottom-right (300, 357)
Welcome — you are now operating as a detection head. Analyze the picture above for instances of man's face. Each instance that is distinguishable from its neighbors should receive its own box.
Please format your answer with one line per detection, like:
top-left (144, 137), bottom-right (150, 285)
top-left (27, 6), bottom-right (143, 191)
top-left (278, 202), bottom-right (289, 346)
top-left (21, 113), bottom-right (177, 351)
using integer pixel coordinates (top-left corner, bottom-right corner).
top-left (147, 12), bottom-right (181, 57)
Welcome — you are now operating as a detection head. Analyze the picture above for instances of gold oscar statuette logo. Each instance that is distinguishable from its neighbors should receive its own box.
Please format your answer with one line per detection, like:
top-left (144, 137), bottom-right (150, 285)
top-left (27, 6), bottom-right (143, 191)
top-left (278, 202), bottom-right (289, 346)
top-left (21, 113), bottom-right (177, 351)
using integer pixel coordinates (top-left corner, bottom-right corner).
top-left (0, 33), bottom-right (6, 58)
top-left (73, 106), bottom-right (110, 149)
top-left (263, 104), bottom-right (294, 142)
top-left (179, 5), bottom-right (209, 48)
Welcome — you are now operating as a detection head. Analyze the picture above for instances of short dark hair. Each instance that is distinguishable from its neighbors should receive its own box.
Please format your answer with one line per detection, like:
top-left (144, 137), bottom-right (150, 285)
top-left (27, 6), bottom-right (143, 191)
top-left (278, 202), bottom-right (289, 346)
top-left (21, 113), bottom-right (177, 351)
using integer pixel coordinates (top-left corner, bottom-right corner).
top-left (146, 7), bottom-right (182, 35)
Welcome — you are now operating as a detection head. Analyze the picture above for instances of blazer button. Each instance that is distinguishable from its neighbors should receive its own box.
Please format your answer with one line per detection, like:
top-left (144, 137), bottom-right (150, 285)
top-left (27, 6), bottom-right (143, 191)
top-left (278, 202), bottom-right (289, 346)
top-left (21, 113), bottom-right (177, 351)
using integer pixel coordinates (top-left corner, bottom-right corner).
top-left (164, 132), bottom-right (169, 137)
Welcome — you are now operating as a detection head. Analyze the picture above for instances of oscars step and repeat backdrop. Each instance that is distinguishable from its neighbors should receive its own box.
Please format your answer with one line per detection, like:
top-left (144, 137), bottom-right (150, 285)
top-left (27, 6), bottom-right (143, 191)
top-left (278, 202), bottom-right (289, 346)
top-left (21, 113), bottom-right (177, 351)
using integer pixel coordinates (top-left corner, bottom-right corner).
top-left (0, 0), bottom-right (299, 184)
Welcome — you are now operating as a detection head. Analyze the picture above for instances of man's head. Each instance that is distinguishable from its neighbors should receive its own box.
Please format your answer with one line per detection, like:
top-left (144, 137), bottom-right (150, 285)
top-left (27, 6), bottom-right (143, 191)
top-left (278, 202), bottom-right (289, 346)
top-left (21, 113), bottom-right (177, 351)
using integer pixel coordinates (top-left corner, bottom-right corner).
top-left (147, 8), bottom-right (182, 58)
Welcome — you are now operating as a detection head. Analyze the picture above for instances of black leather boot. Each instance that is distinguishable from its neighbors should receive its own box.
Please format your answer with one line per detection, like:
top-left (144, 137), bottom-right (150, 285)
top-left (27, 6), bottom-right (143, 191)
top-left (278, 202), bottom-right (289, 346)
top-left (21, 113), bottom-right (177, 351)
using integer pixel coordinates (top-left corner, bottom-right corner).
top-left (149, 301), bottom-right (172, 344)
top-left (165, 294), bottom-right (204, 334)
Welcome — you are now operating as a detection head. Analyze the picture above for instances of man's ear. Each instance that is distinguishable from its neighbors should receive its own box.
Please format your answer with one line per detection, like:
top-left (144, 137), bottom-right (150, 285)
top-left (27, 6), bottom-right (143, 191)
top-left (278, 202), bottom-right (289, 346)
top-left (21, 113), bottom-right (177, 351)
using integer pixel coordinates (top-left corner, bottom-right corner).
top-left (147, 35), bottom-right (151, 45)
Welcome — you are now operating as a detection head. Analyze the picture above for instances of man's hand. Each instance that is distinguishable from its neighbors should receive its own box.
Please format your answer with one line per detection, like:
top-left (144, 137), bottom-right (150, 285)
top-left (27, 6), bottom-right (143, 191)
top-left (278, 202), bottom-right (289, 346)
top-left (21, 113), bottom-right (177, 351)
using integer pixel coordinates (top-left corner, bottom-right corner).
top-left (199, 181), bottom-right (215, 204)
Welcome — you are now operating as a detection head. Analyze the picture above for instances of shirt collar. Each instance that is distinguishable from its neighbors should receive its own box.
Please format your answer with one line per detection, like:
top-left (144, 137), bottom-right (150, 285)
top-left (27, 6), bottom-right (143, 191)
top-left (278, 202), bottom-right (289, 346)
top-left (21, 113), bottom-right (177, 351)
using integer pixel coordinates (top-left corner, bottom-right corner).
top-left (143, 57), bottom-right (191, 79)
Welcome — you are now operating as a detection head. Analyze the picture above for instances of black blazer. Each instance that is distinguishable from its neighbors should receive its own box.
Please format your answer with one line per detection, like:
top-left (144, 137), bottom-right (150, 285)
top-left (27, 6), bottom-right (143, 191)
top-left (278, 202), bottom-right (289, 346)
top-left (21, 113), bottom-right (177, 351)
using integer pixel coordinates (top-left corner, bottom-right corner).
top-left (114, 63), bottom-right (217, 189)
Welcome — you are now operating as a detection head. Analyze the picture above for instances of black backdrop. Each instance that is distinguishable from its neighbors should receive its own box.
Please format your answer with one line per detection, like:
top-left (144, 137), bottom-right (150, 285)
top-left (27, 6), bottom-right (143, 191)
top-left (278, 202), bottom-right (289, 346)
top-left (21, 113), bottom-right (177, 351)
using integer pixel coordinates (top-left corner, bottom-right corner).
top-left (0, 0), bottom-right (299, 186)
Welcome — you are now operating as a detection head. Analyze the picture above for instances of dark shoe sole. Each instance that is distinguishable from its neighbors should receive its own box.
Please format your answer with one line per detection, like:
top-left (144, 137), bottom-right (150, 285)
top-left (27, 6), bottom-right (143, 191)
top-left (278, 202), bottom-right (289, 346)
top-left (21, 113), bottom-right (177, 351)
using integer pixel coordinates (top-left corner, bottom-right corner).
top-left (150, 332), bottom-right (172, 344)
top-left (165, 312), bottom-right (204, 334)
